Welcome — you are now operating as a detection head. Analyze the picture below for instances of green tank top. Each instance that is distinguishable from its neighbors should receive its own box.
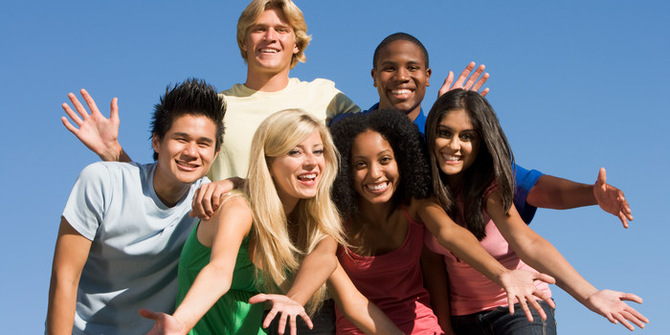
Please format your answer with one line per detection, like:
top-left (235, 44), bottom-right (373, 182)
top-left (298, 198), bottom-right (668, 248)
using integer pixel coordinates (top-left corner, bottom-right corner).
top-left (176, 223), bottom-right (266, 334)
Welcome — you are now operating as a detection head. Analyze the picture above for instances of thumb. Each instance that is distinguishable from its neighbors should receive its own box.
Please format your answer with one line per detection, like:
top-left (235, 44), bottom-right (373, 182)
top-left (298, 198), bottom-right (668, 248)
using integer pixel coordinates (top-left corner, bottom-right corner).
top-left (139, 308), bottom-right (159, 320)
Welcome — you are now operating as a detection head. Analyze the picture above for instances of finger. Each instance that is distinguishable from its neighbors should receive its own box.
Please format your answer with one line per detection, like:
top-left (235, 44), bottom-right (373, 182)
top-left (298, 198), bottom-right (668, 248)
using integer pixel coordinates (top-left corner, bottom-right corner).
top-left (619, 293), bottom-right (643, 304)
top-left (471, 72), bottom-right (489, 92)
top-left (80, 89), bottom-right (102, 115)
top-left (528, 298), bottom-right (547, 321)
top-left (453, 62), bottom-right (476, 88)
top-left (69, 92), bottom-right (90, 119)
top-left (618, 212), bottom-right (629, 229)
top-left (480, 87), bottom-right (490, 97)
top-left (534, 272), bottom-right (556, 285)
top-left (612, 312), bottom-right (635, 331)
top-left (63, 100), bottom-right (84, 125)
top-left (277, 311), bottom-right (288, 335)
top-left (622, 310), bottom-right (647, 329)
top-left (202, 186), bottom-right (214, 218)
top-left (289, 314), bottom-right (297, 335)
top-left (438, 71), bottom-right (455, 97)
top-left (249, 293), bottom-right (268, 305)
top-left (299, 313), bottom-right (314, 329)
top-left (263, 309), bottom-right (278, 329)
top-left (596, 167), bottom-right (607, 187)
top-left (110, 97), bottom-right (119, 122)
top-left (191, 188), bottom-right (205, 219)
top-left (464, 64), bottom-right (486, 90)
top-left (61, 116), bottom-right (80, 134)
top-left (138, 308), bottom-right (159, 320)
top-left (623, 306), bottom-right (649, 324)
top-left (517, 297), bottom-right (534, 322)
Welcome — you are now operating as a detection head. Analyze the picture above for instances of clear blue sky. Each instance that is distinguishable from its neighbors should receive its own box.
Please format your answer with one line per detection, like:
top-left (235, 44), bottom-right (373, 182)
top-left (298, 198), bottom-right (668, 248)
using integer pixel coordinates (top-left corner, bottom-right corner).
top-left (1, 1), bottom-right (668, 333)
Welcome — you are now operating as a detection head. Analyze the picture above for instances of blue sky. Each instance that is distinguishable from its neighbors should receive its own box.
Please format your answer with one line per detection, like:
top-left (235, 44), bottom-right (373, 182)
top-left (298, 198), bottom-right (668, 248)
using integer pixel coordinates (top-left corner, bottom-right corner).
top-left (1, 1), bottom-right (668, 333)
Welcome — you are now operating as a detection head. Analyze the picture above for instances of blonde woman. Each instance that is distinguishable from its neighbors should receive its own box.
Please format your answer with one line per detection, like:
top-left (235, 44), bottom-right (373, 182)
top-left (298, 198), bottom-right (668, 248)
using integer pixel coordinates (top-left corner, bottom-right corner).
top-left (140, 109), bottom-right (346, 335)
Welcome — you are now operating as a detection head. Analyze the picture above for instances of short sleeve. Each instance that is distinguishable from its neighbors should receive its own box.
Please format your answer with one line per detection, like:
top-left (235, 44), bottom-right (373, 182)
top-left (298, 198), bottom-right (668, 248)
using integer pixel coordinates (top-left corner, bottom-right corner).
top-left (61, 163), bottom-right (111, 240)
top-left (325, 92), bottom-right (361, 126)
top-left (513, 163), bottom-right (544, 224)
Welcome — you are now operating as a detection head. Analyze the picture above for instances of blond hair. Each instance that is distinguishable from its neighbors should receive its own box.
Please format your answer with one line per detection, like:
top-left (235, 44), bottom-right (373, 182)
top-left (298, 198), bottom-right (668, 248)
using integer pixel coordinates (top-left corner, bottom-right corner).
top-left (246, 109), bottom-right (343, 314)
top-left (237, 0), bottom-right (311, 69)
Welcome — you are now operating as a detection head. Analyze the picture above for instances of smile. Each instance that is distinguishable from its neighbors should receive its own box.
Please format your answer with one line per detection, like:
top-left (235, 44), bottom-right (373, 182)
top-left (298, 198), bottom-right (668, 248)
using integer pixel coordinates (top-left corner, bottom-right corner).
top-left (297, 173), bottom-right (318, 182)
top-left (391, 88), bottom-right (413, 98)
top-left (441, 153), bottom-right (462, 163)
top-left (365, 181), bottom-right (390, 193)
top-left (259, 48), bottom-right (279, 53)
top-left (175, 160), bottom-right (200, 171)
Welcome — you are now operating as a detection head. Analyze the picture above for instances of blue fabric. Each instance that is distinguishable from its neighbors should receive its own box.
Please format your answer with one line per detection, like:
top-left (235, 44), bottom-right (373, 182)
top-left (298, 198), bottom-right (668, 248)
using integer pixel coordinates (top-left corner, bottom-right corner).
top-left (451, 300), bottom-right (557, 335)
top-left (513, 164), bottom-right (543, 224)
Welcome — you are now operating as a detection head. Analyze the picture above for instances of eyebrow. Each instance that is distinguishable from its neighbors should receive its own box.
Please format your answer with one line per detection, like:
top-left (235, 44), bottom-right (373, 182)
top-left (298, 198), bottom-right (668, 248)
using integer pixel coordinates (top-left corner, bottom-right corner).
top-left (172, 132), bottom-right (214, 143)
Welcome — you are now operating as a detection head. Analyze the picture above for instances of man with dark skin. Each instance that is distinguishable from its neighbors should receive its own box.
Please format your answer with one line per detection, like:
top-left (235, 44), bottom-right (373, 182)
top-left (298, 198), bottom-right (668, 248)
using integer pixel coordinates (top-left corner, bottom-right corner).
top-left (368, 32), bottom-right (632, 227)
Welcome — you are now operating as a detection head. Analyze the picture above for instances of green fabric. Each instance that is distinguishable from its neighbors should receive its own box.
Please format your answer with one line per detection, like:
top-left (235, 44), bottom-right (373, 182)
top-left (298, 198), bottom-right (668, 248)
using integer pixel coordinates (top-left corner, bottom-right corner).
top-left (176, 223), bottom-right (266, 335)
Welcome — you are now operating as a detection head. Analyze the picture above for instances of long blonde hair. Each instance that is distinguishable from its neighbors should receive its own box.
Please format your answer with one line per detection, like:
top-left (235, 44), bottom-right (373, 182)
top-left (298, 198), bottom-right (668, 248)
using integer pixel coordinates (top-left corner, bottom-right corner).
top-left (237, 0), bottom-right (311, 69)
top-left (246, 109), bottom-right (343, 314)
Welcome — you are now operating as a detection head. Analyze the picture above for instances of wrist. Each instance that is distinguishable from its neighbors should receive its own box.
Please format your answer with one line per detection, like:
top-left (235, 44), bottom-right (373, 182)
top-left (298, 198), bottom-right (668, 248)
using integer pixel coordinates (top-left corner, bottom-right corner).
top-left (99, 141), bottom-right (123, 162)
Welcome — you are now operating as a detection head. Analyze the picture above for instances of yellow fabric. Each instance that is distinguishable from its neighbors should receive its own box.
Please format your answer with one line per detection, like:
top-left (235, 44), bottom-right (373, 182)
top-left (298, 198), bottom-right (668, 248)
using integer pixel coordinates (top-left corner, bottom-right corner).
top-left (208, 78), bottom-right (359, 181)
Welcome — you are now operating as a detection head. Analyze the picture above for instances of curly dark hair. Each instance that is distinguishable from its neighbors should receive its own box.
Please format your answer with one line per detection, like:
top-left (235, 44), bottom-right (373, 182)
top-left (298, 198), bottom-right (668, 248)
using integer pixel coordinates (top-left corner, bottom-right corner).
top-left (150, 78), bottom-right (226, 160)
top-left (330, 109), bottom-right (432, 220)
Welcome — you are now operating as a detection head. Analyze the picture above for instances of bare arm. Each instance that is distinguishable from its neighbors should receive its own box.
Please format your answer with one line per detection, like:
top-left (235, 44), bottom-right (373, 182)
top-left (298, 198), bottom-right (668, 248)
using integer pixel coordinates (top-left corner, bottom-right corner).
top-left (526, 168), bottom-right (633, 228)
top-left (46, 218), bottom-right (93, 335)
top-left (61, 89), bottom-right (130, 162)
top-left (417, 198), bottom-right (555, 321)
top-left (420, 246), bottom-right (454, 334)
top-left (487, 189), bottom-right (648, 330)
top-left (141, 196), bottom-right (253, 333)
top-left (252, 236), bottom-right (338, 335)
top-left (327, 261), bottom-right (403, 335)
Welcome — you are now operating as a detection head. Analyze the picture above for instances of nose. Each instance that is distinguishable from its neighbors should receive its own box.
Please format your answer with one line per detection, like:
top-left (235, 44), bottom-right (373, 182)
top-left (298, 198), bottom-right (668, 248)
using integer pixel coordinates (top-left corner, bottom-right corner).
top-left (394, 67), bottom-right (410, 82)
top-left (303, 152), bottom-right (317, 169)
top-left (183, 142), bottom-right (198, 157)
top-left (368, 162), bottom-right (383, 179)
top-left (447, 136), bottom-right (460, 151)
top-left (265, 27), bottom-right (277, 41)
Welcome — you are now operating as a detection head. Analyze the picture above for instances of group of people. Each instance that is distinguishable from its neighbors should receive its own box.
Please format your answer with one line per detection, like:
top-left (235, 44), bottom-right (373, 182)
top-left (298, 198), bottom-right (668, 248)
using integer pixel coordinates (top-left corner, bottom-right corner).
top-left (47, 0), bottom-right (647, 334)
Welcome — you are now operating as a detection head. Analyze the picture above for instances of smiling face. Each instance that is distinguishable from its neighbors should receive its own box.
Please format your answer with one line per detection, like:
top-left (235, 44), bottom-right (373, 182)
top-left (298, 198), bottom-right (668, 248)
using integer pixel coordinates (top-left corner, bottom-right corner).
top-left (350, 130), bottom-right (400, 206)
top-left (269, 130), bottom-right (326, 208)
top-left (152, 114), bottom-right (218, 204)
top-left (434, 109), bottom-right (479, 184)
top-left (243, 8), bottom-right (299, 77)
top-left (372, 39), bottom-right (431, 120)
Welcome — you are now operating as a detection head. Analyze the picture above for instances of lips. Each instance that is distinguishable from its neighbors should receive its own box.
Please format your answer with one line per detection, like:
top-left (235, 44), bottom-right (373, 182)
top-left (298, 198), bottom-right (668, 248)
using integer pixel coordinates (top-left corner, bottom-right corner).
top-left (175, 159), bottom-right (200, 171)
top-left (390, 88), bottom-right (414, 100)
top-left (365, 181), bottom-right (390, 194)
top-left (440, 153), bottom-right (462, 164)
top-left (297, 172), bottom-right (318, 185)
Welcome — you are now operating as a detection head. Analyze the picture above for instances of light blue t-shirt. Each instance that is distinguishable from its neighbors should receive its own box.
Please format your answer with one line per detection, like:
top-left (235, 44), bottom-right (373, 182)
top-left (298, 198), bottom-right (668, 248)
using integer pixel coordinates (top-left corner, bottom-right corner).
top-left (61, 161), bottom-right (207, 335)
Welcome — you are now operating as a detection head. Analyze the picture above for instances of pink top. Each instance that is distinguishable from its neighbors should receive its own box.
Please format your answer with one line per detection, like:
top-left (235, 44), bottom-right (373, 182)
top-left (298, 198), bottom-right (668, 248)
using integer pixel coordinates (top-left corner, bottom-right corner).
top-left (335, 210), bottom-right (443, 335)
top-left (424, 186), bottom-right (552, 316)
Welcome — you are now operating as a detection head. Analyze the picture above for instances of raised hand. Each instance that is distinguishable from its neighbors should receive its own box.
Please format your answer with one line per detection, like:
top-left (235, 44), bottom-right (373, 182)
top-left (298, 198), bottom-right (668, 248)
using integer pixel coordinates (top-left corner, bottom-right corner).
top-left (584, 289), bottom-right (648, 331)
top-left (499, 269), bottom-right (556, 322)
top-left (438, 62), bottom-right (490, 97)
top-left (139, 309), bottom-right (187, 335)
top-left (593, 168), bottom-right (633, 228)
top-left (61, 89), bottom-right (127, 161)
top-left (249, 293), bottom-right (313, 335)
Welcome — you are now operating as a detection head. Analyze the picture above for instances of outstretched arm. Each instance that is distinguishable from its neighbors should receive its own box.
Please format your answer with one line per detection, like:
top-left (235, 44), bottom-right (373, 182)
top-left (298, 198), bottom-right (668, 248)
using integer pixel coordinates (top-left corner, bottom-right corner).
top-left (46, 218), bottom-right (93, 335)
top-left (526, 168), bottom-right (633, 228)
top-left (438, 62), bottom-right (490, 97)
top-left (61, 89), bottom-right (130, 162)
top-left (141, 196), bottom-right (252, 333)
top-left (487, 190), bottom-right (648, 330)
top-left (253, 236), bottom-right (338, 335)
top-left (417, 198), bottom-right (555, 322)
top-left (328, 261), bottom-right (403, 335)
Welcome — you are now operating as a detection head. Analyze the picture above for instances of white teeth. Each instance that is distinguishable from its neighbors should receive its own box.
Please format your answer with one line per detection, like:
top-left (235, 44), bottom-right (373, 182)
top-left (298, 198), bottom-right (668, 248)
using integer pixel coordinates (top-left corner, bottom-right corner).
top-left (392, 89), bottom-right (412, 95)
top-left (298, 173), bottom-right (316, 180)
top-left (366, 182), bottom-right (388, 191)
top-left (260, 48), bottom-right (278, 53)
top-left (442, 154), bottom-right (460, 162)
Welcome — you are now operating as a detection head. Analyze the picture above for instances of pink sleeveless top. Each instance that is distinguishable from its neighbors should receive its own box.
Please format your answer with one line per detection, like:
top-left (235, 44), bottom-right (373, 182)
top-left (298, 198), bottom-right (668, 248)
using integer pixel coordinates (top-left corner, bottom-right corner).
top-left (335, 209), bottom-right (443, 335)
top-left (424, 185), bottom-right (552, 316)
